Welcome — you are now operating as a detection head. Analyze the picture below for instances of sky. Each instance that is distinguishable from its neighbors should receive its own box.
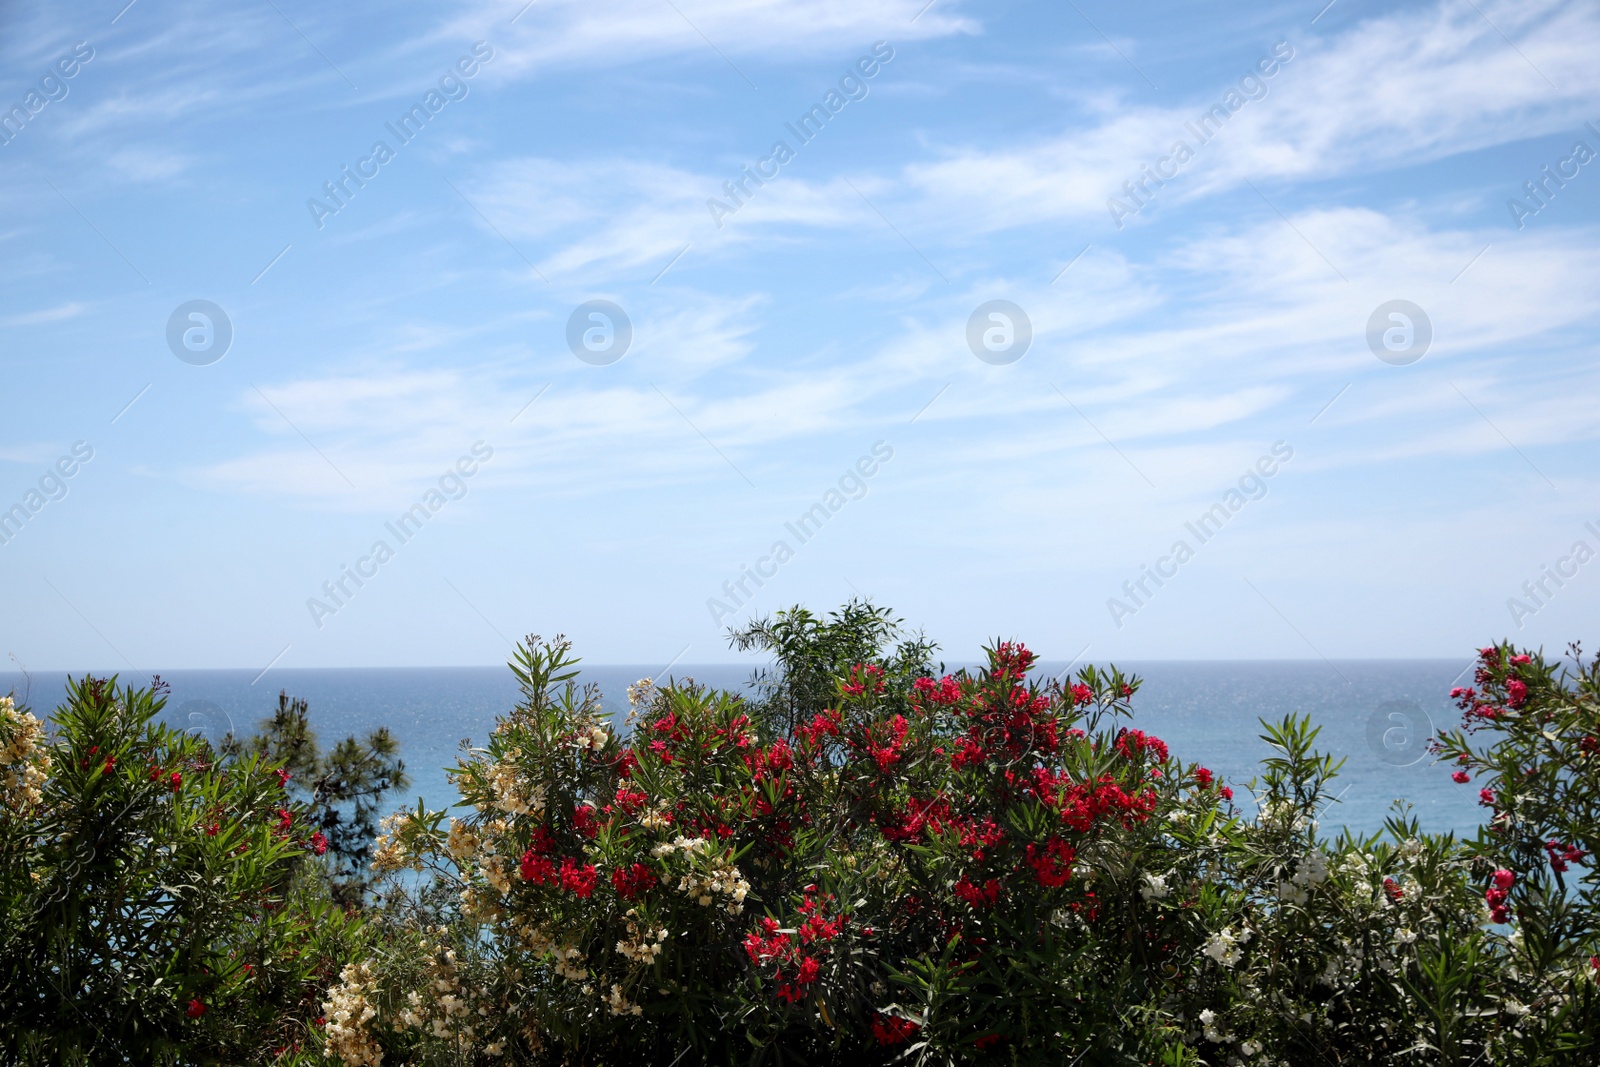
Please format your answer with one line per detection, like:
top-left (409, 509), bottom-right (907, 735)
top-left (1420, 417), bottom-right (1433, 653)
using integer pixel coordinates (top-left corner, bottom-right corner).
top-left (1, 0), bottom-right (1598, 677)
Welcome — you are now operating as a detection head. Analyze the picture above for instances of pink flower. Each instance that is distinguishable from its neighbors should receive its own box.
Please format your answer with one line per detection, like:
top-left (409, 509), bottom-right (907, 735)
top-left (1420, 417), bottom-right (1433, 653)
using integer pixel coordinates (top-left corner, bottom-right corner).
top-left (1492, 869), bottom-right (1515, 891)
top-left (1452, 771), bottom-right (1470, 784)
top-left (1506, 679), bottom-right (1528, 707)
top-left (1478, 788), bottom-right (1496, 807)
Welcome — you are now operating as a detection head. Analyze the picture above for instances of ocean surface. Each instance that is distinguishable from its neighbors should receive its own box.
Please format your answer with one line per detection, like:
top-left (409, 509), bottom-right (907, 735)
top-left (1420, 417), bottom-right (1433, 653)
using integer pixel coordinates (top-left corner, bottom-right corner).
top-left (1, 659), bottom-right (1485, 839)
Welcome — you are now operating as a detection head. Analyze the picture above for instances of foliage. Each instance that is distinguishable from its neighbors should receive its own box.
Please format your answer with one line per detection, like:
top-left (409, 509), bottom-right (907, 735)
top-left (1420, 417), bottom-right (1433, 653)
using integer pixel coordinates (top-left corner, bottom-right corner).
top-left (340, 608), bottom-right (1600, 1066)
top-left (5, 608), bottom-right (1599, 1067)
top-left (0, 677), bottom-right (365, 1066)
top-left (223, 691), bottom-right (409, 906)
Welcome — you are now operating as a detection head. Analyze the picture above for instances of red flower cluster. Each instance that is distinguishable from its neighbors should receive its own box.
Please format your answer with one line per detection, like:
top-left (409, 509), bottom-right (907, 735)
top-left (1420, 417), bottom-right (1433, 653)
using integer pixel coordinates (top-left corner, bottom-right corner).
top-left (795, 710), bottom-right (842, 747)
top-left (1024, 837), bottom-right (1076, 888)
top-left (309, 831), bottom-right (328, 856)
top-left (742, 915), bottom-right (824, 1005)
top-left (861, 714), bottom-right (910, 773)
top-left (1545, 840), bottom-right (1586, 873)
top-left (911, 674), bottom-right (963, 710)
top-left (841, 663), bottom-right (887, 697)
top-left (1114, 728), bottom-right (1169, 764)
top-left (871, 1013), bottom-right (920, 1046)
top-left (954, 874), bottom-right (1003, 908)
top-left (611, 862), bottom-right (657, 900)
top-left (1486, 868), bottom-right (1515, 923)
top-left (559, 857), bottom-right (598, 898)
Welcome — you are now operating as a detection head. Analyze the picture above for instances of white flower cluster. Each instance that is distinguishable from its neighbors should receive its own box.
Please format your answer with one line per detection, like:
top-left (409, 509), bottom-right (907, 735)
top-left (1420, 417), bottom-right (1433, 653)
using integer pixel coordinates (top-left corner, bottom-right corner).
top-left (625, 678), bottom-right (657, 727)
top-left (638, 808), bottom-right (673, 831)
top-left (678, 861), bottom-right (750, 915)
top-left (446, 819), bottom-right (480, 861)
top-left (394, 943), bottom-right (498, 1050)
top-left (651, 834), bottom-right (708, 859)
top-left (1275, 851), bottom-right (1330, 906)
top-left (1201, 926), bottom-right (1251, 969)
top-left (1197, 1008), bottom-right (1231, 1043)
top-left (0, 696), bottom-right (51, 813)
top-left (616, 910), bottom-right (668, 963)
top-left (480, 854), bottom-right (512, 896)
top-left (605, 983), bottom-right (643, 1017)
top-left (1139, 873), bottom-right (1171, 901)
top-left (553, 943), bottom-right (589, 981)
top-left (371, 812), bottom-right (423, 873)
top-left (573, 725), bottom-right (609, 752)
top-left (323, 960), bottom-right (385, 1066)
top-left (486, 750), bottom-right (545, 816)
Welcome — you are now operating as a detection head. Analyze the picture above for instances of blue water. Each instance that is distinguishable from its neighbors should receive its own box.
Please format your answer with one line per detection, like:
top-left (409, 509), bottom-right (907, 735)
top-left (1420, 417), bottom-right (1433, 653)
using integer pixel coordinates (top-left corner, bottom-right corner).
top-left (0, 659), bottom-right (1484, 839)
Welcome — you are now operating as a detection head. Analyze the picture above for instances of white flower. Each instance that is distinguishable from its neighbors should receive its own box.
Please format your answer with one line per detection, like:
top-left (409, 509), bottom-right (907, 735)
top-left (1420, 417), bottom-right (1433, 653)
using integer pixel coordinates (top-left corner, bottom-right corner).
top-left (1199, 1009), bottom-right (1216, 1026)
top-left (1140, 873), bottom-right (1171, 901)
top-left (1394, 928), bottom-right (1418, 945)
top-left (1240, 1038), bottom-right (1262, 1056)
top-left (1201, 928), bottom-right (1247, 969)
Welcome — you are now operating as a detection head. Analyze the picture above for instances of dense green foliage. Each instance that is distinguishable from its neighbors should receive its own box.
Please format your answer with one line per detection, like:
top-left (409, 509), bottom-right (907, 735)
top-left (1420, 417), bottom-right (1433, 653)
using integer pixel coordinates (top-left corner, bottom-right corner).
top-left (2, 606), bottom-right (1597, 1067)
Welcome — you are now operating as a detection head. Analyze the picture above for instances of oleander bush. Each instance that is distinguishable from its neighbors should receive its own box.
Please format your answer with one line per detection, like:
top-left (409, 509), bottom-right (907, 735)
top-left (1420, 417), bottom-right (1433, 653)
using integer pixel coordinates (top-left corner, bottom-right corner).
top-left (3, 606), bottom-right (1597, 1066)
top-left (335, 608), bottom-right (1599, 1067)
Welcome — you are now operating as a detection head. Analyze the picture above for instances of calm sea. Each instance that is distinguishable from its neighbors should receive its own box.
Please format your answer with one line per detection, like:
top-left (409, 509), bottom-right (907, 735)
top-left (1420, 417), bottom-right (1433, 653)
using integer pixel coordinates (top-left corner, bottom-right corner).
top-left (1, 659), bottom-right (1484, 839)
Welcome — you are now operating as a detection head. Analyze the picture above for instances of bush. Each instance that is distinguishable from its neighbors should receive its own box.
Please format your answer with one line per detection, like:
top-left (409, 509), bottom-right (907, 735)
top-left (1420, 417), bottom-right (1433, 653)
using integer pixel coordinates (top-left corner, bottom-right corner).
top-left (0, 677), bottom-right (370, 1065)
top-left (5, 606), bottom-right (1597, 1066)
top-left (344, 607), bottom-right (1600, 1066)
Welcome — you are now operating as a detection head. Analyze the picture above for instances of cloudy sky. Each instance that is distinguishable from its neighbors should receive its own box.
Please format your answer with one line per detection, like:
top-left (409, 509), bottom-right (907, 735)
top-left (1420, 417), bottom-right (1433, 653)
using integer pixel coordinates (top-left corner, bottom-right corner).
top-left (2, 0), bottom-right (1597, 674)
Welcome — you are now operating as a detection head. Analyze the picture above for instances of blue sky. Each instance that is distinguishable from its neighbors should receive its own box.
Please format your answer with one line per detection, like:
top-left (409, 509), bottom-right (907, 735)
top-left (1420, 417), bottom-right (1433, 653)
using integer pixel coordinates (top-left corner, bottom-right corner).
top-left (2, 0), bottom-right (1598, 675)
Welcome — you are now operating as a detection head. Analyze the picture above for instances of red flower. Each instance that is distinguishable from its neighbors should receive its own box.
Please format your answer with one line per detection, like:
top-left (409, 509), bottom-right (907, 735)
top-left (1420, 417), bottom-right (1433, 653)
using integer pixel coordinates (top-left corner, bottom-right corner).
top-left (275, 767), bottom-right (291, 788)
top-left (1478, 788), bottom-right (1496, 807)
top-left (573, 803), bottom-right (600, 837)
top-left (1024, 837), bottom-right (1076, 888)
top-left (1506, 678), bottom-right (1528, 707)
top-left (611, 862), bottom-right (658, 900)
top-left (1193, 767), bottom-right (1214, 788)
top-left (186, 998), bottom-right (207, 1019)
top-left (1452, 771), bottom-right (1470, 783)
top-left (1219, 786), bottom-right (1234, 802)
top-left (872, 1014), bottom-right (920, 1046)
top-left (276, 808), bottom-right (293, 832)
top-left (102, 755), bottom-right (116, 774)
top-left (1492, 869), bottom-right (1516, 891)
top-left (520, 851), bottom-right (556, 885)
top-left (1068, 683), bottom-right (1094, 706)
top-left (1383, 877), bottom-right (1404, 902)
top-left (955, 874), bottom-right (1003, 907)
top-left (170, 771), bottom-right (183, 792)
top-left (795, 956), bottom-right (819, 985)
top-left (309, 831), bottom-right (328, 857)
top-left (559, 857), bottom-right (598, 898)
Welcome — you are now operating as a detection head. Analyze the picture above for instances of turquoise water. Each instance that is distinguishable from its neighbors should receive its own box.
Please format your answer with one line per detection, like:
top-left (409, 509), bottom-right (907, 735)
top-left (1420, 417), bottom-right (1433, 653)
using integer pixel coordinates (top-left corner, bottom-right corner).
top-left (2, 658), bottom-right (1483, 838)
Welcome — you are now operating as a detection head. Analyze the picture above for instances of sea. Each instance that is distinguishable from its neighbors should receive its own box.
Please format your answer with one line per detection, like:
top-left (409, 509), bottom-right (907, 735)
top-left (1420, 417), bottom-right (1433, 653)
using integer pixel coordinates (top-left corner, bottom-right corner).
top-left (0, 659), bottom-right (1486, 840)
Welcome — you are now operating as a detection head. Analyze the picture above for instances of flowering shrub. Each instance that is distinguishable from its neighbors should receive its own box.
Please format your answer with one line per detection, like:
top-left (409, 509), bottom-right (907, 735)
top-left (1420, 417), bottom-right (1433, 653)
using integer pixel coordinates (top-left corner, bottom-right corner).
top-left (5, 608), bottom-right (1599, 1066)
top-left (338, 609), bottom-right (1600, 1065)
top-left (0, 677), bottom-right (364, 1064)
